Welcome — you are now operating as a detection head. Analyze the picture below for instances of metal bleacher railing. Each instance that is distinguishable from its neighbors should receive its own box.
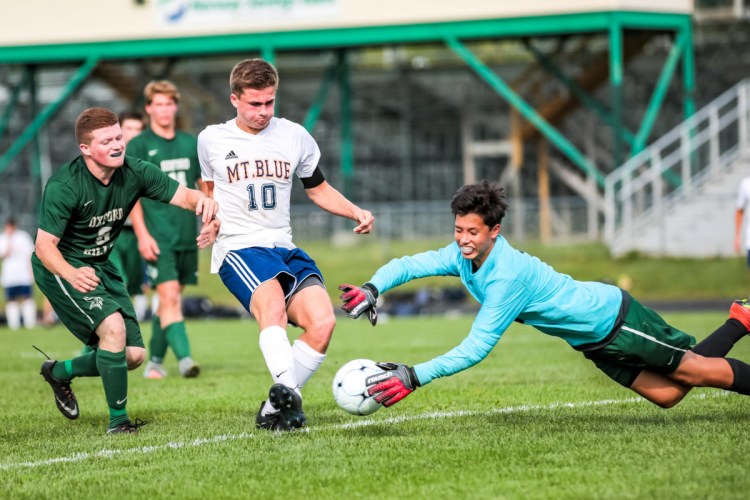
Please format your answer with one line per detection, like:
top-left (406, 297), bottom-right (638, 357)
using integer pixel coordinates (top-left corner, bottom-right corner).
top-left (604, 78), bottom-right (750, 250)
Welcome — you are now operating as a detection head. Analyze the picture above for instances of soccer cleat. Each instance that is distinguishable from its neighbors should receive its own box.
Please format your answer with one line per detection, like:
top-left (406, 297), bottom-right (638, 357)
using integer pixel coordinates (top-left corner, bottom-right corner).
top-left (40, 360), bottom-right (79, 420)
top-left (729, 299), bottom-right (750, 331)
top-left (178, 357), bottom-right (200, 378)
top-left (268, 384), bottom-right (306, 429)
top-left (255, 401), bottom-right (290, 431)
top-left (143, 361), bottom-right (168, 380)
top-left (106, 418), bottom-right (148, 435)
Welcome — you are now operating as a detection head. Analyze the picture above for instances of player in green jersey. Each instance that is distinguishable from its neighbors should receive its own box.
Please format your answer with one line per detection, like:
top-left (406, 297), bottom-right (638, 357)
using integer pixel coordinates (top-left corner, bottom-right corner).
top-left (109, 111), bottom-right (148, 317)
top-left (127, 81), bottom-right (205, 379)
top-left (33, 107), bottom-right (218, 434)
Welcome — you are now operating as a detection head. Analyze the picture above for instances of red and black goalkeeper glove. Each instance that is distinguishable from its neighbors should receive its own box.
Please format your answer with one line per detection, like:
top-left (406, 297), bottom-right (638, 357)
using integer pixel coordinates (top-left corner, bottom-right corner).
top-left (365, 362), bottom-right (421, 407)
top-left (338, 283), bottom-right (378, 326)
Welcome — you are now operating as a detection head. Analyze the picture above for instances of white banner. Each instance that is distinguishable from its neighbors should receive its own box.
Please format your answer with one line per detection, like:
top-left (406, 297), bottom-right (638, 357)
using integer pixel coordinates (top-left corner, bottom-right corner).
top-left (156, 0), bottom-right (341, 27)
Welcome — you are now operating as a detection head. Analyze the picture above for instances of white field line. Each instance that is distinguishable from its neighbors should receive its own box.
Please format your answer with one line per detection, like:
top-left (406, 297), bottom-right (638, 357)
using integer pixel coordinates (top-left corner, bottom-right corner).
top-left (0, 391), bottom-right (730, 471)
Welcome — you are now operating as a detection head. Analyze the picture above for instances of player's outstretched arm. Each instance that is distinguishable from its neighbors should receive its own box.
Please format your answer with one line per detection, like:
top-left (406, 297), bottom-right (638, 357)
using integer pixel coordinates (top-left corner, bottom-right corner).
top-left (338, 283), bottom-right (378, 325)
top-left (169, 185), bottom-right (219, 224)
top-left (35, 228), bottom-right (100, 293)
top-left (305, 181), bottom-right (374, 234)
top-left (365, 362), bottom-right (421, 407)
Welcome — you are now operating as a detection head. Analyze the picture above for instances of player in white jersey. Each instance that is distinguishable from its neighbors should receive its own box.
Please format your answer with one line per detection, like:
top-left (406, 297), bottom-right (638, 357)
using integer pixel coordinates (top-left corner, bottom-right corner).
top-left (735, 176), bottom-right (750, 266)
top-left (197, 58), bottom-right (374, 431)
top-left (0, 218), bottom-right (36, 329)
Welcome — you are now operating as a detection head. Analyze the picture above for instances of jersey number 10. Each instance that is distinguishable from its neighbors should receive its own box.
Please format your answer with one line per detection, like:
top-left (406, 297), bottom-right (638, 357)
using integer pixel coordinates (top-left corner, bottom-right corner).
top-left (247, 183), bottom-right (277, 211)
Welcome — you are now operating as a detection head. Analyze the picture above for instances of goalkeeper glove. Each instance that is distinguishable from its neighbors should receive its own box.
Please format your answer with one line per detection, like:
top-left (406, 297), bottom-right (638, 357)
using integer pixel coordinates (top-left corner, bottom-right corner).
top-left (365, 362), bottom-right (421, 407)
top-left (338, 283), bottom-right (378, 326)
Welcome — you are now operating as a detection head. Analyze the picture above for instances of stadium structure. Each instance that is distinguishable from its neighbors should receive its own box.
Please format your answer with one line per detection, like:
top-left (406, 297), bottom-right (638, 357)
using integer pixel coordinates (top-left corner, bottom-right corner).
top-left (1, 0), bottom-right (749, 255)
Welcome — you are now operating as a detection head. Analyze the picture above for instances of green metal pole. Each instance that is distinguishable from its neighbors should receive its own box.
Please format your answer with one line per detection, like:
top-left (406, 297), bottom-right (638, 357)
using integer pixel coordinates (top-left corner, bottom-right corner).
top-left (445, 35), bottom-right (604, 187)
top-left (631, 32), bottom-right (684, 156)
top-left (681, 18), bottom-right (696, 120)
top-left (0, 56), bottom-right (99, 176)
top-left (338, 49), bottom-right (354, 198)
top-left (303, 59), bottom-right (337, 133)
top-left (526, 41), bottom-right (636, 148)
top-left (609, 17), bottom-right (624, 168)
top-left (29, 65), bottom-right (41, 180)
top-left (261, 44), bottom-right (275, 65)
top-left (0, 66), bottom-right (32, 139)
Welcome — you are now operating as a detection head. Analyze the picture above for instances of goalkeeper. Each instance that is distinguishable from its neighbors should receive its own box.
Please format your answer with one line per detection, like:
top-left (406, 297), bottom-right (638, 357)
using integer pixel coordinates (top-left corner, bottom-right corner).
top-left (339, 180), bottom-right (750, 409)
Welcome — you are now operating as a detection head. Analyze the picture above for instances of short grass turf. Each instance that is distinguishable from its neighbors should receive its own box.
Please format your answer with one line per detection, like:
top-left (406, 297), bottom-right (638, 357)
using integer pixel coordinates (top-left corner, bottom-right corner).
top-left (1, 311), bottom-right (749, 499)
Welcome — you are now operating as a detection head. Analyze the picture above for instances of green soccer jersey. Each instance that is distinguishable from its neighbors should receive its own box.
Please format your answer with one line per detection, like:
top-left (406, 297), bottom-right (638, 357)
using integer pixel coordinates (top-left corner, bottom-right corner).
top-left (37, 156), bottom-right (179, 266)
top-left (126, 129), bottom-right (201, 250)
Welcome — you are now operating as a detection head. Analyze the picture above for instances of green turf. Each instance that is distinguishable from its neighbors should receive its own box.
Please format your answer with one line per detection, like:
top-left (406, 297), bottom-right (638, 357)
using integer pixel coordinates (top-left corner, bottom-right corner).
top-left (2, 312), bottom-right (749, 498)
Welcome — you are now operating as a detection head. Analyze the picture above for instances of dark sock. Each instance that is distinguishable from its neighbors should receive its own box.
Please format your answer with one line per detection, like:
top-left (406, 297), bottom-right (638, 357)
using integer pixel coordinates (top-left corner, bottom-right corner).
top-left (52, 349), bottom-right (100, 382)
top-left (149, 315), bottom-right (167, 363)
top-left (165, 321), bottom-right (191, 360)
top-left (692, 319), bottom-right (746, 357)
top-left (727, 357), bottom-right (750, 395)
top-left (71, 349), bottom-right (99, 377)
top-left (96, 349), bottom-right (129, 427)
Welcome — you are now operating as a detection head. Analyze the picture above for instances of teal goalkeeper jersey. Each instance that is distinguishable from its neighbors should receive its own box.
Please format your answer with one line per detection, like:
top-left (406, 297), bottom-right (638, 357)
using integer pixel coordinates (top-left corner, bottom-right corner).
top-left (368, 236), bottom-right (623, 385)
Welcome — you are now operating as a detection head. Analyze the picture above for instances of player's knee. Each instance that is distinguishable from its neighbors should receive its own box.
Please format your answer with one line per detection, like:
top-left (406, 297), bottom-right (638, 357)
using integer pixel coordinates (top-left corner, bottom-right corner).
top-left (126, 347), bottom-right (145, 369)
top-left (315, 313), bottom-right (336, 338)
top-left (652, 391), bottom-right (684, 409)
top-left (253, 301), bottom-right (287, 325)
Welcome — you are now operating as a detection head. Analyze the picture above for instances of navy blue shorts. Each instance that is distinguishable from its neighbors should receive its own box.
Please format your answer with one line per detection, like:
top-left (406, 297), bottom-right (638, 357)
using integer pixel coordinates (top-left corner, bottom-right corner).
top-left (5, 285), bottom-right (32, 301)
top-left (219, 247), bottom-right (323, 312)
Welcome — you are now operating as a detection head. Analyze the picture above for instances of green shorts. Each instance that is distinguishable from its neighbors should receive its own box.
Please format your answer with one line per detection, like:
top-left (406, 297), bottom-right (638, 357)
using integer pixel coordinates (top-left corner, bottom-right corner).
top-left (109, 227), bottom-right (145, 296)
top-left (583, 296), bottom-right (696, 387)
top-left (145, 248), bottom-right (198, 287)
top-left (31, 254), bottom-right (143, 348)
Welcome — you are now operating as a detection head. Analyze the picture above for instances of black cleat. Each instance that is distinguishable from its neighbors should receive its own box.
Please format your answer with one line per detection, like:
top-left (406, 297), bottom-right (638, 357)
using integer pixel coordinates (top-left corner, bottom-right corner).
top-left (40, 360), bottom-right (79, 420)
top-left (268, 384), bottom-right (306, 429)
top-left (255, 401), bottom-right (290, 431)
top-left (106, 418), bottom-right (148, 435)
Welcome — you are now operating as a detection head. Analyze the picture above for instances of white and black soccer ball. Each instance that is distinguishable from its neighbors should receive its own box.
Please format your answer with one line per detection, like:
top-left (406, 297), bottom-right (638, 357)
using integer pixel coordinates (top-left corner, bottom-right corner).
top-left (332, 359), bottom-right (385, 416)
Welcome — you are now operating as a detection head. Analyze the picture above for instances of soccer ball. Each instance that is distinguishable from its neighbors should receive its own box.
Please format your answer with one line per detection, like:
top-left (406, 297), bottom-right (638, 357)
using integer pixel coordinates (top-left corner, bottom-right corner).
top-left (332, 359), bottom-right (385, 416)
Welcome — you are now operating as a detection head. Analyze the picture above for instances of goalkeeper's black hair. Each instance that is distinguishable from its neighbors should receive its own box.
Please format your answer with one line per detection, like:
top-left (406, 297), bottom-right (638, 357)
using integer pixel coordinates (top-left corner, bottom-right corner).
top-left (450, 180), bottom-right (508, 228)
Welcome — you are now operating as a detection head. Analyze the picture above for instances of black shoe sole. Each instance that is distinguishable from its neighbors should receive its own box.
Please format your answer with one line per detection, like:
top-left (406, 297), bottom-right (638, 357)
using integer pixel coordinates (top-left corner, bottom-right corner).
top-left (268, 384), bottom-right (306, 429)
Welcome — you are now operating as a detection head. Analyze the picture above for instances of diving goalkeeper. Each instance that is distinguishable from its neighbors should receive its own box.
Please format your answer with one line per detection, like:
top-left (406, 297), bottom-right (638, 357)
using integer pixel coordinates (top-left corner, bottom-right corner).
top-left (339, 180), bottom-right (750, 409)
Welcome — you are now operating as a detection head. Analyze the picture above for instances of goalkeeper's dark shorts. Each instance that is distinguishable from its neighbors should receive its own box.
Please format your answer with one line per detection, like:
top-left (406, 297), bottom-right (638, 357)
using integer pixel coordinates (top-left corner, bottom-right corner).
top-left (581, 295), bottom-right (696, 387)
top-left (219, 246), bottom-right (324, 313)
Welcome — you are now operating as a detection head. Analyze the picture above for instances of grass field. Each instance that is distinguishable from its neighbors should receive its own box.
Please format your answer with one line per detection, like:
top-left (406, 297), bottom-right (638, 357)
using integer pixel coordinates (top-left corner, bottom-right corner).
top-left (2, 311), bottom-right (749, 499)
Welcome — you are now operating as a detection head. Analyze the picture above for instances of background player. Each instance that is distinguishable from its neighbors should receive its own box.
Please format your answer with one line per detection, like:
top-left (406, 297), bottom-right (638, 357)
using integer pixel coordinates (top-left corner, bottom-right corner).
top-left (340, 180), bottom-right (750, 410)
top-left (109, 111), bottom-right (148, 320)
top-left (33, 107), bottom-right (217, 433)
top-left (198, 58), bottom-right (374, 431)
top-left (128, 81), bottom-right (205, 379)
top-left (0, 218), bottom-right (36, 329)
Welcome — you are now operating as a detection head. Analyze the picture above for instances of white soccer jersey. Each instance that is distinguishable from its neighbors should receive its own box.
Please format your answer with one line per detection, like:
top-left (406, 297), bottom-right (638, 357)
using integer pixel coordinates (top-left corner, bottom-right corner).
top-left (738, 176), bottom-right (750, 250)
top-left (0, 228), bottom-right (35, 287)
top-left (198, 117), bottom-right (321, 273)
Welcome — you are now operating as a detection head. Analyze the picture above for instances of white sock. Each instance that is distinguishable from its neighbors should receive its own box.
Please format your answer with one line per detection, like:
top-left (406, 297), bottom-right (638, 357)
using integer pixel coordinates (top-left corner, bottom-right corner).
top-left (259, 326), bottom-right (299, 415)
top-left (21, 299), bottom-right (36, 329)
top-left (6, 302), bottom-right (20, 330)
top-left (133, 295), bottom-right (148, 321)
top-left (292, 339), bottom-right (326, 388)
